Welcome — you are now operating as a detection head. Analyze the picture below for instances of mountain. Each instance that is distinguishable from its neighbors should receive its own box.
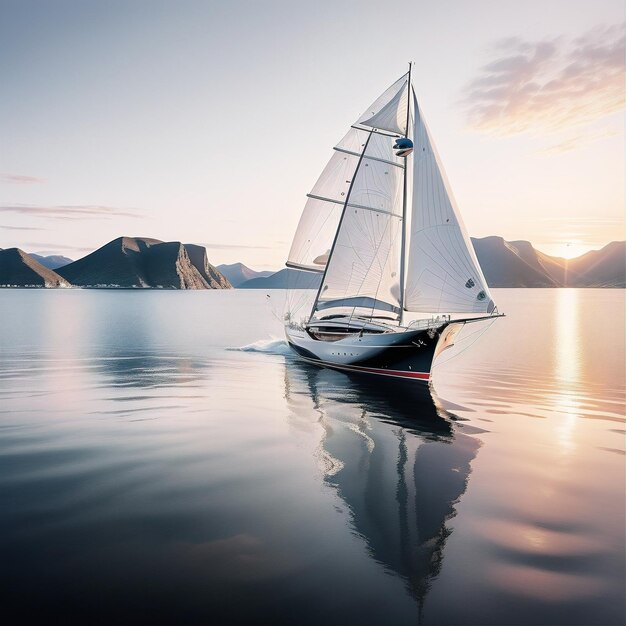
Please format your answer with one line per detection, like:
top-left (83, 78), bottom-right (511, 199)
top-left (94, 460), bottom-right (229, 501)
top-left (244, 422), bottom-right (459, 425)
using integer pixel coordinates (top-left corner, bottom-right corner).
top-left (239, 268), bottom-right (321, 289)
top-left (57, 237), bottom-right (230, 289)
top-left (237, 238), bottom-right (562, 289)
top-left (29, 253), bottom-right (73, 270)
top-left (2, 235), bottom-right (622, 289)
top-left (0, 248), bottom-right (71, 287)
top-left (471, 237), bottom-right (560, 287)
top-left (560, 241), bottom-right (625, 287)
top-left (235, 239), bottom-right (624, 290)
top-left (471, 237), bottom-right (625, 288)
top-left (186, 244), bottom-right (232, 288)
top-left (216, 262), bottom-right (273, 287)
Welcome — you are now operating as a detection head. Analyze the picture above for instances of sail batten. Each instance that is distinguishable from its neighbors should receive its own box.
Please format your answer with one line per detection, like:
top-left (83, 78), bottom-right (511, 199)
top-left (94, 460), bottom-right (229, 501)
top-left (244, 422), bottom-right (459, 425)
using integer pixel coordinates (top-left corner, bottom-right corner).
top-left (305, 194), bottom-right (402, 217)
top-left (334, 147), bottom-right (404, 168)
top-left (351, 125), bottom-right (402, 138)
top-left (306, 193), bottom-right (344, 206)
top-left (285, 261), bottom-right (325, 274)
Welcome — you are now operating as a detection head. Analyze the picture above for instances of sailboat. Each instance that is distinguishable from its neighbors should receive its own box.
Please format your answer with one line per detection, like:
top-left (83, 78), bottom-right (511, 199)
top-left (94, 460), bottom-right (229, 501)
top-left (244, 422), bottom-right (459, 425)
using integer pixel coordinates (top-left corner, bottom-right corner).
top-left (284, 65), bottom-right (502, 383)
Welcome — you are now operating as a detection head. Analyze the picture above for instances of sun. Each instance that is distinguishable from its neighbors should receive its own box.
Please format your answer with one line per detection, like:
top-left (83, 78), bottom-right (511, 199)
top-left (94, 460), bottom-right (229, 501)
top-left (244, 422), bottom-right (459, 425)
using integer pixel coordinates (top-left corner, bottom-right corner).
top-left (554, 242), bottom-right (591, 260)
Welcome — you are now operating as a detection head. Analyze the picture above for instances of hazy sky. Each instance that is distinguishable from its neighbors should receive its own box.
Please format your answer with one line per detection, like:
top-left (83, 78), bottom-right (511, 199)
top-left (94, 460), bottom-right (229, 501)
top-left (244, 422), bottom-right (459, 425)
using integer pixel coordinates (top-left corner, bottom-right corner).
top-left (1, 0), bottom-right (624, 268)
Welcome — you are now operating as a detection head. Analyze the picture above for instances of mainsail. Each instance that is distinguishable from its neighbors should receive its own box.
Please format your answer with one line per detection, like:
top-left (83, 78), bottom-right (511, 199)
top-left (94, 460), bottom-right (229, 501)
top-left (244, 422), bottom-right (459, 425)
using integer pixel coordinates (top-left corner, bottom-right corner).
top-left (287, 74), bottom-right (409, 320)
top-left (316, 128), bottom-right (405, 316)
top-left (286, 70), bottom-right (496, 323)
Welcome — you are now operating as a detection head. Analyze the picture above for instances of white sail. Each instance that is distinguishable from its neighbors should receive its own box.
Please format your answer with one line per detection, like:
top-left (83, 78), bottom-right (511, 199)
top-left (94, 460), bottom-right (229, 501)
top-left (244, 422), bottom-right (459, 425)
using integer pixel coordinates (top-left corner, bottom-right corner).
top-left (287, 74), bottom-right (408, 280)
top-left (287, 71), bottom-right (494, 321)
top-left (287, 148), bottom-right (360, 272)
top-left (287, 196), bottom-right (342, 272)
top-left (355, 74), bottom-right (408, 133)
top-left (403, 94), bottom-right (495, 314)
top-left (359, 82), bottom-right (409, 136)
top-left (315, 129), bottom-right (405, 317)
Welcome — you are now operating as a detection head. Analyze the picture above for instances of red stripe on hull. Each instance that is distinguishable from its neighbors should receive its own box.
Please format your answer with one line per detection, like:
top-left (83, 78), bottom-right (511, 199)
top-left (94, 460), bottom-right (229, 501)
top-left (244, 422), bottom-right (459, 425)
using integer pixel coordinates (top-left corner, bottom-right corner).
top-left (302, 358), bottom-right (430, 381)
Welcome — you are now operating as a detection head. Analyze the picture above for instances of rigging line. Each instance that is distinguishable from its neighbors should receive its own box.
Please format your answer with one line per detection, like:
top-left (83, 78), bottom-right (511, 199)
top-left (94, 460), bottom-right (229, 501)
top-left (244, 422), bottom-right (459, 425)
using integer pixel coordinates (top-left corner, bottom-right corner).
top-left (398, 61), bottom-right (412, 325)
top-left (432, 319), bottom-right (496, 369)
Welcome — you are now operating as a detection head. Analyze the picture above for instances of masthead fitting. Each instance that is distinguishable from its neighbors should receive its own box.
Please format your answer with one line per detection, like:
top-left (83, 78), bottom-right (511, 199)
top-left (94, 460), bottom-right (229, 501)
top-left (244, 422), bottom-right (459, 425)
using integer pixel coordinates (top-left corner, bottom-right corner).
top-left (393, 137), bottom-right (413, 158)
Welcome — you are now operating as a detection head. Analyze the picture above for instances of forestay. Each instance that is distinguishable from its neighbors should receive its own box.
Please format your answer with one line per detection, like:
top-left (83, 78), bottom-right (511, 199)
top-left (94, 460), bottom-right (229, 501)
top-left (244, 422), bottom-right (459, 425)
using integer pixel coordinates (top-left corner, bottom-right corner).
top-left (403, 94), bottom-right (495, 314)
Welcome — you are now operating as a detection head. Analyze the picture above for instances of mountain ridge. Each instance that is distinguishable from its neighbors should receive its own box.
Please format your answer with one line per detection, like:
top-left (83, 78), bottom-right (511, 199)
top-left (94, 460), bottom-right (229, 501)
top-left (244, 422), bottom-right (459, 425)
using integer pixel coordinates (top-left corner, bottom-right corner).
top-left (0, 248), bottom-right (71, 287)
top-left (238, 238), bottom-right (625, 289)
top-left (57, 237), bottom-right (231, 288)
top-left (29, 253), bottom-right (74, 270)
top-left (1, 237), bottom-right (623, 288)
top-left (216, 262), bottom-right (273, 287)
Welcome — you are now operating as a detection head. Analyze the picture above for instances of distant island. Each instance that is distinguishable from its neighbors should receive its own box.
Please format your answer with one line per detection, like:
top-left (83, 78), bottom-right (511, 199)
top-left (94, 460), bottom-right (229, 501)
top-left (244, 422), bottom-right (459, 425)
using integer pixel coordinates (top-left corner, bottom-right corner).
top-left (0, 236), bottom-right (624, 289)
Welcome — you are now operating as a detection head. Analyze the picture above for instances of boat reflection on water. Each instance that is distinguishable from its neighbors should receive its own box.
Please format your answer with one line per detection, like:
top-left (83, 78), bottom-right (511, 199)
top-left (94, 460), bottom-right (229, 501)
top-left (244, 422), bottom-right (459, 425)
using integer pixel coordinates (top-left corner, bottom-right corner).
top-left (284, 359), bottom-right (481, 611)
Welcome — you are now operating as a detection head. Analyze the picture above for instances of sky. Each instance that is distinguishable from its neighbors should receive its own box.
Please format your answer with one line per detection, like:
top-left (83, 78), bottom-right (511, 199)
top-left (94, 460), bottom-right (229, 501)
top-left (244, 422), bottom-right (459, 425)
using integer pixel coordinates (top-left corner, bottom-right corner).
top-left (0, 0), bottom-right (624, 269)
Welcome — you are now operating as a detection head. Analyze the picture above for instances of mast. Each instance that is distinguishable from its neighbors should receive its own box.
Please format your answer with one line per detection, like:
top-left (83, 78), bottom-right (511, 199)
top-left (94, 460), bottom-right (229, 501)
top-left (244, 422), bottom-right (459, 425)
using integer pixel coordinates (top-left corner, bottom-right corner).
top-left (307, 130), bottom-right (374, 322)
top-left (398, 62), bottom-right (412, 326)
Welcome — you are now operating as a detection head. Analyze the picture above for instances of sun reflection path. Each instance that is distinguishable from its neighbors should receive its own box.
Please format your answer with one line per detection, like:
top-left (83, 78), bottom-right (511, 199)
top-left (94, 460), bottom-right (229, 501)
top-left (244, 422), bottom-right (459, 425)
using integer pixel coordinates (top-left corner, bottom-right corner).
top-left (553, 289), bottom-right (582, 454)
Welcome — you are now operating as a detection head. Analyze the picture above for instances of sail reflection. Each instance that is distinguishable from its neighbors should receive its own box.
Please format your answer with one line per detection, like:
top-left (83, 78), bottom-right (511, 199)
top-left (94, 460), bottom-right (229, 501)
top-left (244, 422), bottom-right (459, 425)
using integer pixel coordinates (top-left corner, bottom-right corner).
top-left (284, 360), bottom-right (480, 609)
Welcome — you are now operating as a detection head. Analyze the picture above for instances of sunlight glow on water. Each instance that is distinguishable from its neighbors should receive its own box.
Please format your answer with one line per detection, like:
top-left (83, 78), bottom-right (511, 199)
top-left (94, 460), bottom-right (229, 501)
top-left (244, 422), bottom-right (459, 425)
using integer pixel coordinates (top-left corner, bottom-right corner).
top-left (554, 289), bottom-right (581, 454)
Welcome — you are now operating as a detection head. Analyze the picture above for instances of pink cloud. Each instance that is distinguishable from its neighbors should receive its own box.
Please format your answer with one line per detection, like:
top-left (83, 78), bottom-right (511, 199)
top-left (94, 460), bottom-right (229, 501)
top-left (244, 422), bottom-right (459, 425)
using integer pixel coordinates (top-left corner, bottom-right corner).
top-left (0, 174), bottom-right (45, 184)
top-left (0, 204), bottom-right (143, 220)
top-left (463, 23), bottom-right (625, 135)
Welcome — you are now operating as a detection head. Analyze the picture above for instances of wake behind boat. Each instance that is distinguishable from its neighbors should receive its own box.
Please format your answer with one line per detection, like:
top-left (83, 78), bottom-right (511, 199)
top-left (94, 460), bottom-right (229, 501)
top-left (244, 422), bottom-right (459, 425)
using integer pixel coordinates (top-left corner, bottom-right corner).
top-left (284, 65), bottom-right (502, 382)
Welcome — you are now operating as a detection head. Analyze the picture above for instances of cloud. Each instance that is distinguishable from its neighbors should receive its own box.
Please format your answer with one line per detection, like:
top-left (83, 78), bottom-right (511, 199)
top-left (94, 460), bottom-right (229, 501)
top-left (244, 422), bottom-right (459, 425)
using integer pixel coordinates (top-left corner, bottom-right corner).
top-left (0, 204), bottom-right (143, 220)
top-left (0, 174), bottom-right (45, 184)
top-left (538, 127), bottom-right (619, 155)
top-left (463, 23), bottom-right (625, 135)
top-left (22, 242), bottom-right (94, 253)
top-left (539, 216), bottom-right (624, 225)
top-left (0, 224), bottom-right (48, 231)
top-left (199, 242), bottom-right (273, 250)
top-left (534, 215), bottom-right (625, 246)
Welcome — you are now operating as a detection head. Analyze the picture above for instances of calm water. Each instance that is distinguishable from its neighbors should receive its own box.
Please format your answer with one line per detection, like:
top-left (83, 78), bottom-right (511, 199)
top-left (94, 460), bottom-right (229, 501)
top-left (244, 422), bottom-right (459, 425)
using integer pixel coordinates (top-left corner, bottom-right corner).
top-left (0, 289), bottom-right (624, 625)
